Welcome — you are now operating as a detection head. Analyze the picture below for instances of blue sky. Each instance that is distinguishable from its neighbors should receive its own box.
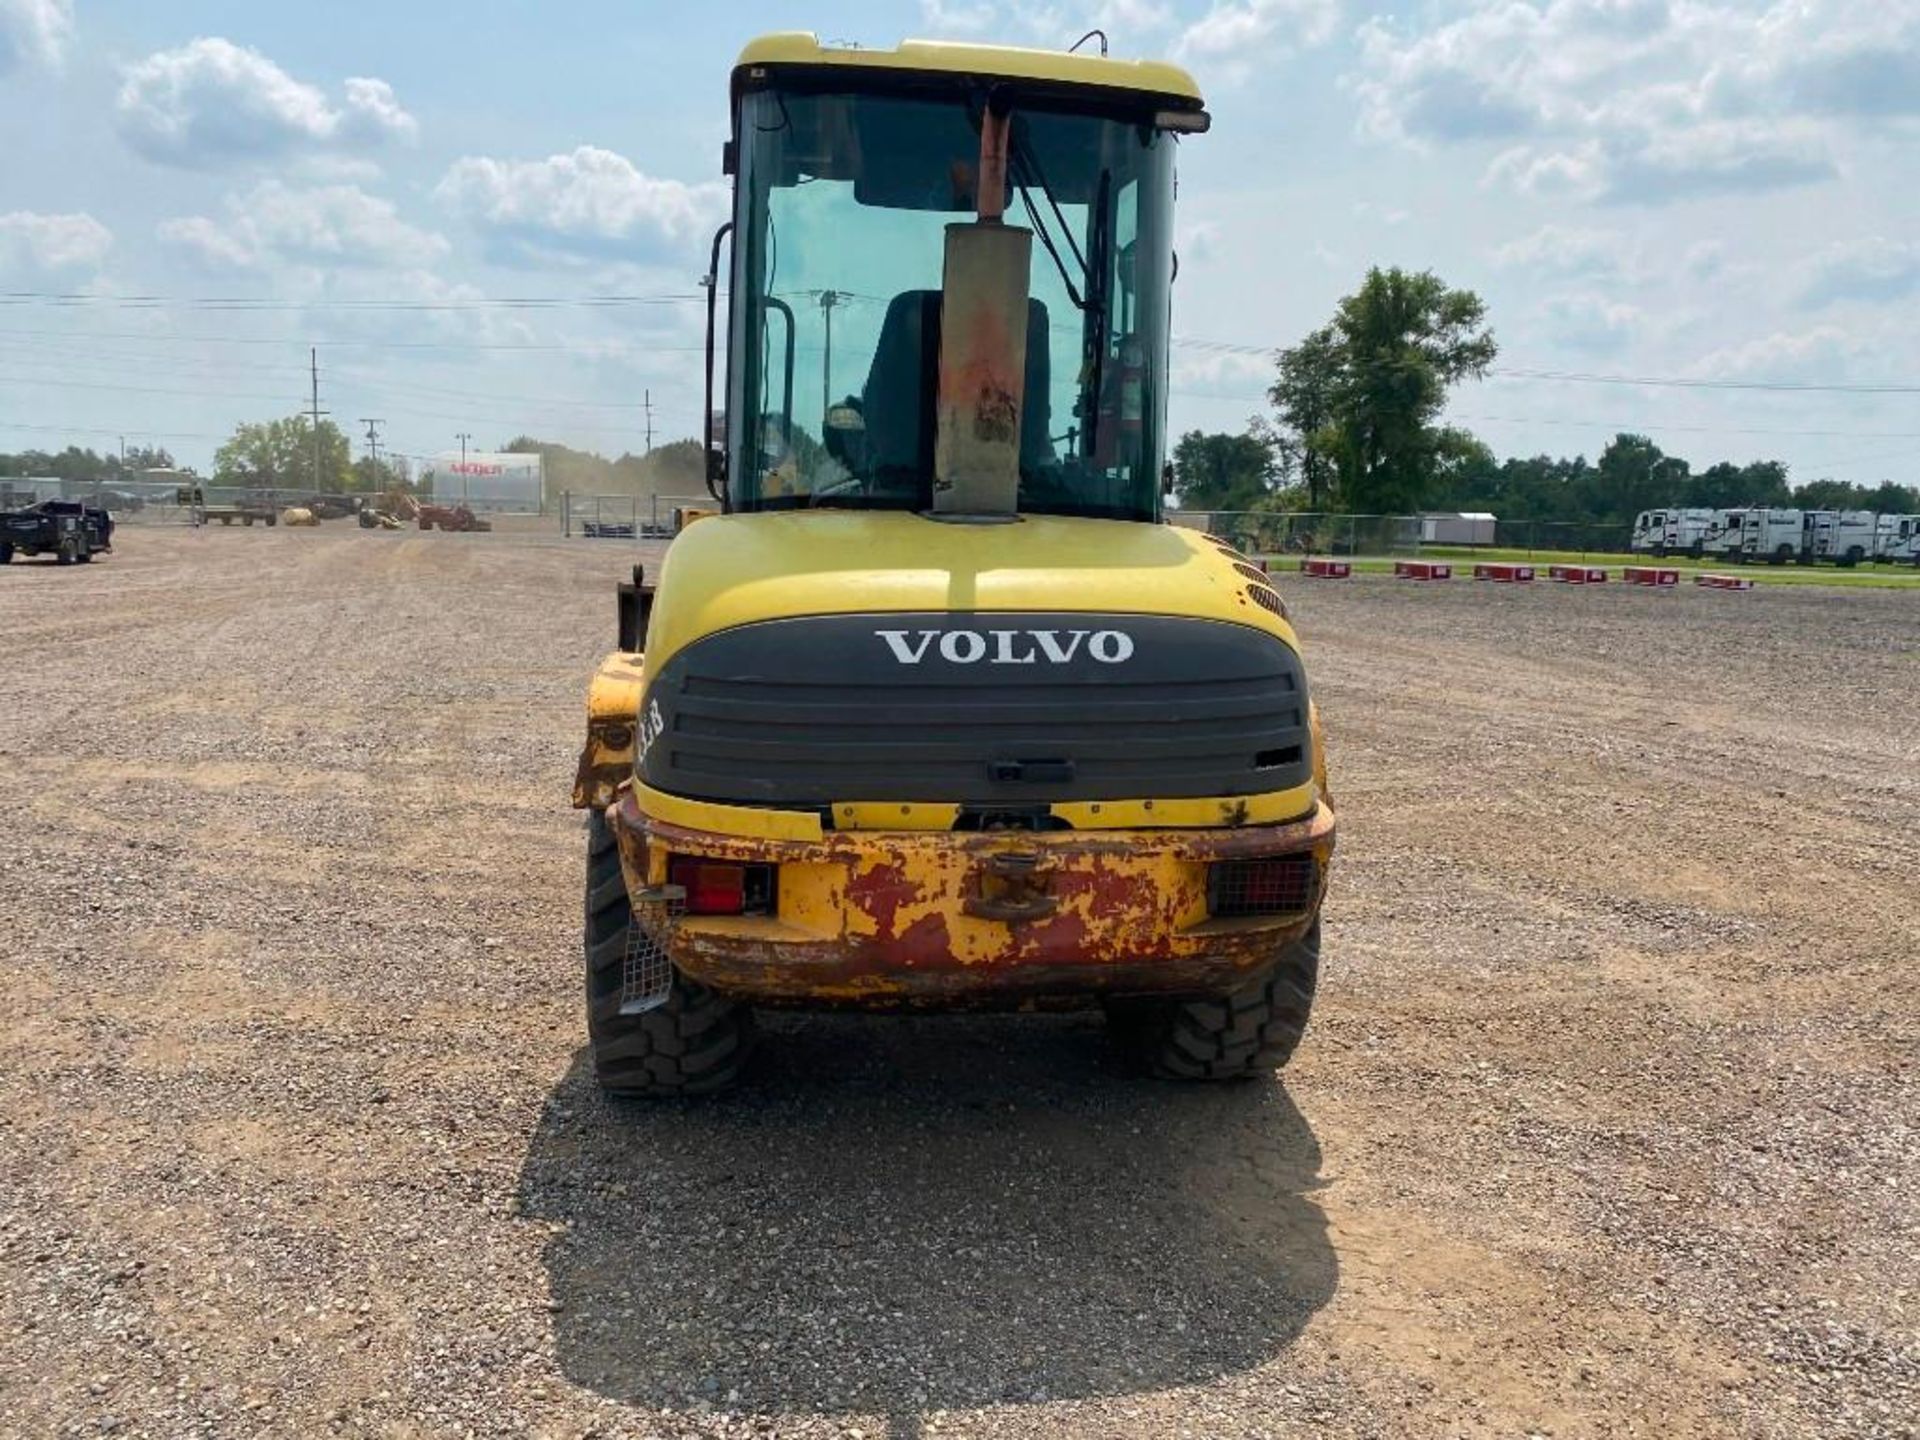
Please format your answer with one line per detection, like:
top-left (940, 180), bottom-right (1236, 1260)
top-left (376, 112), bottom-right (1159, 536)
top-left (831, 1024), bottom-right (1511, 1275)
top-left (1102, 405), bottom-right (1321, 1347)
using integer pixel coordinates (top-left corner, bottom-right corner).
top-left (2, 0), bottom-right (1917, 483)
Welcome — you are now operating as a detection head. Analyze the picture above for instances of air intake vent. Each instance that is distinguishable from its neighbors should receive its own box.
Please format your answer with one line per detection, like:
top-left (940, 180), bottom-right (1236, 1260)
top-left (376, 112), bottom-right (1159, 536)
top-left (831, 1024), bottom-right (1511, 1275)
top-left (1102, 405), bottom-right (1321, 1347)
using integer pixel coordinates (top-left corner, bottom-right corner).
top-left (1245, 584), bottom-right (1286, 618)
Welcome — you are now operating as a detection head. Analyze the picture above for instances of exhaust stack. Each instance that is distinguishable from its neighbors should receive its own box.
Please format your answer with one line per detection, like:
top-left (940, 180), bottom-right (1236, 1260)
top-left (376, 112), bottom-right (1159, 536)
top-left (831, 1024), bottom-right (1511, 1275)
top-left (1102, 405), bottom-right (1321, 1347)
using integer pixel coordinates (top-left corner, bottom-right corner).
top-left (932, 102), bottom-right (1031, 517)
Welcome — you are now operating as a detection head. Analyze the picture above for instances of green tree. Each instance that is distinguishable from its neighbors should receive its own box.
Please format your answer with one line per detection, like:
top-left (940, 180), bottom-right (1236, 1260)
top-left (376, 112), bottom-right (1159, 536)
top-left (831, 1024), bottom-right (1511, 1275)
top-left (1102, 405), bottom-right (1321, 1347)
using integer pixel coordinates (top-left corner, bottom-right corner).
top-left (1594, 434), bottom-right (1690, 526)
top-left (1171, 429), bottom-right (1276, 510)
top-left (1867, 480), bottom-right (1920, 513)
top-left (1788, 478), bottom-right (1920, 512)
top-left (214, 416), bottom-right (352, 490)
top-left (351, 455), bottom-right (412, 493)
top-left (1272, 268), bottom-right (1497, 514)
top-left (1267, 326), bottom-right (1341, 509)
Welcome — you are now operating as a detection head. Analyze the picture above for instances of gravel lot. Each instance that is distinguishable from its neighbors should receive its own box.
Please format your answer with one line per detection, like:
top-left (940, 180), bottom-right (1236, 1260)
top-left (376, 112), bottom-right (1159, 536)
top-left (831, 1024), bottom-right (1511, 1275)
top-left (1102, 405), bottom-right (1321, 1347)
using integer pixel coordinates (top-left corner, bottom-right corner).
top-left (1, 523), bottom-right (1914, 1440)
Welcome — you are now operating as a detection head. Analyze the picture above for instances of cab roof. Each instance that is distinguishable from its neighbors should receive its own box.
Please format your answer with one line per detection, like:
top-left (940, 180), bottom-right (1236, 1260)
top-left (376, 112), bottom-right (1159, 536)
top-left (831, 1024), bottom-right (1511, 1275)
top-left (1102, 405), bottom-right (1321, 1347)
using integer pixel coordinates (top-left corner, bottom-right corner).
top-left (735, 32), bottom-right (1203, 106)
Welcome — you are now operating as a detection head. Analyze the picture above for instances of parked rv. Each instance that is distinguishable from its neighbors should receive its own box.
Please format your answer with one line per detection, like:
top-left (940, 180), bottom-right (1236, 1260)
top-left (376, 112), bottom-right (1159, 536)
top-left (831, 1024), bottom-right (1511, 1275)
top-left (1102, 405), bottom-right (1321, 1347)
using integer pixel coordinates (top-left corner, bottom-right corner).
top-left (1709, 508), bottom-right (1806, 564)
top-left (1702, 508), bottom-right (1755, 560)
top-left (1631, 507), bottom-right (1715, 557)
top-left (1877, 515), bottom-right (1920, 566)
top-left (1805, 510), bottom-right (1877, 567)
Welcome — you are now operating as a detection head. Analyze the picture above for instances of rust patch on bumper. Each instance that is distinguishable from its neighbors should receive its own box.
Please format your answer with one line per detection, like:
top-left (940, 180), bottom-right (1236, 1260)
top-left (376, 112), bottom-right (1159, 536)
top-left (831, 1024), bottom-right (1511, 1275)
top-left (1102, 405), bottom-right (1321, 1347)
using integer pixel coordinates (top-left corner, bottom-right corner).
top-left (611, 791), bottom-right (1335, 1009)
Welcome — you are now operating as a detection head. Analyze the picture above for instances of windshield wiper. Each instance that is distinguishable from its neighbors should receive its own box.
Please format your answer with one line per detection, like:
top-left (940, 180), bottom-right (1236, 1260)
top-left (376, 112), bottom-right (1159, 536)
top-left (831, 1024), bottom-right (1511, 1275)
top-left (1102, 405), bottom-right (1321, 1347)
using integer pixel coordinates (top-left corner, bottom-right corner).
top-left (1009, 133), bottom-right (1088, 312)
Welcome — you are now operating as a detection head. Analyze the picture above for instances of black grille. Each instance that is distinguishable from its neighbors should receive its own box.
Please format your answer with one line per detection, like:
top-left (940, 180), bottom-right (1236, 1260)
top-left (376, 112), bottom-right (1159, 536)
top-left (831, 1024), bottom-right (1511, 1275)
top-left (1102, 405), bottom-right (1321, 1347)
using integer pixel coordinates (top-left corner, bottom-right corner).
top-left (1245, 584), bottom-right (1286, 617)
top-left (1211, 855), bottom-right (1317, 916)
top-left (639, 612), bottom-right (1311, 807)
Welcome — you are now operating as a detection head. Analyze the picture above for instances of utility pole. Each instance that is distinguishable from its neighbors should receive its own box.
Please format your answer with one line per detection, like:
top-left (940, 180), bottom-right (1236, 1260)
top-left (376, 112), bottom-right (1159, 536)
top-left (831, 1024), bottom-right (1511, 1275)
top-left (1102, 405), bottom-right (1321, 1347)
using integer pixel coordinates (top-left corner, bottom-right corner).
top-left (306, 348), bottom-right (328, 495)
top-left (819, 289), bottom-right (840, 420)
top-left (360, 418), bottom-right (386, 488)
top-left (643, 391), bottom-right (653, 454)
top-left (456, 431), bottom-right (472, 470)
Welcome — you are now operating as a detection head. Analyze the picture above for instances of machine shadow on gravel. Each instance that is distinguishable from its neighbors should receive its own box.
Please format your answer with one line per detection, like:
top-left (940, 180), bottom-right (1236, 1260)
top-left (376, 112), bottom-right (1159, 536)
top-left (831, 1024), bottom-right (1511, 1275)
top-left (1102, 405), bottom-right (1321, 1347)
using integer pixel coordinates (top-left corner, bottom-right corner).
top-left (518, 1013), bottom-right (1335, 1426)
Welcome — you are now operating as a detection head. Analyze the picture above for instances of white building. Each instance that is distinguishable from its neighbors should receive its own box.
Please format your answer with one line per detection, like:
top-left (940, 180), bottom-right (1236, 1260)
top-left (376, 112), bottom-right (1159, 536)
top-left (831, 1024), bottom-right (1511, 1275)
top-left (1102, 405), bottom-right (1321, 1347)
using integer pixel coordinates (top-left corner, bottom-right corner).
top-left (421, 452), bottom-right (544, 512)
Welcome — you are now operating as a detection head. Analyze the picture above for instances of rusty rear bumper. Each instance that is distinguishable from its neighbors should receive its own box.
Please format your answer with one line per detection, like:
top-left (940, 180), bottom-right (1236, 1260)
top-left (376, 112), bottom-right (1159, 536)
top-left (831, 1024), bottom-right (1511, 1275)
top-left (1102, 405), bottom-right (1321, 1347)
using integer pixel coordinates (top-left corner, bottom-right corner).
top-left (608, 789), bottom-right (1335, 1008)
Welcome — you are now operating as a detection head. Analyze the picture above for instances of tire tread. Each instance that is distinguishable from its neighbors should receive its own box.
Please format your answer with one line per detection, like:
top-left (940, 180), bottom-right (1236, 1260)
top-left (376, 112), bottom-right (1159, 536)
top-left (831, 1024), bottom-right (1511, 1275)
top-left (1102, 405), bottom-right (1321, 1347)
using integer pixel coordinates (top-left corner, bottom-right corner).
top-left (582, 812), bottom-right (754, 1096)
top-left (1113, 922), bottom-right (1320, 1081)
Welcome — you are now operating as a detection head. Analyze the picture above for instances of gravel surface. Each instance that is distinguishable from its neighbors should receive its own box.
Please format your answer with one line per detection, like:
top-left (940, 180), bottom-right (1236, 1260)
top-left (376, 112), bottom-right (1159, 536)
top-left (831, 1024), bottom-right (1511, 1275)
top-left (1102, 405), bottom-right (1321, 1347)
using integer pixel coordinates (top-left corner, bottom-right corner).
top-left (0, 524), bottom-right (1914, 1439)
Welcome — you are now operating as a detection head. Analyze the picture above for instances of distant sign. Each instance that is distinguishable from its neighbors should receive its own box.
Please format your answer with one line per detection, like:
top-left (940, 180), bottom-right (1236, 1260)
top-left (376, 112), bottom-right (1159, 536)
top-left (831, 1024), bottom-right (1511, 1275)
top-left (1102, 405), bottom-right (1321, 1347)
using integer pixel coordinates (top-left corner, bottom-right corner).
top-left (423, 451), bottom-right (543, 510)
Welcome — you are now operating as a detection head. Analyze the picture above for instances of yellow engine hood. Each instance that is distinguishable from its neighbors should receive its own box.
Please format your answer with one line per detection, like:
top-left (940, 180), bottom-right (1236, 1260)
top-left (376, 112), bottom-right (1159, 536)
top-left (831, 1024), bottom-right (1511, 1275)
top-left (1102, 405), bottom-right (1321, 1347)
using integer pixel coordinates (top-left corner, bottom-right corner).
top-left (644, 510), bottom-right (1300, 668)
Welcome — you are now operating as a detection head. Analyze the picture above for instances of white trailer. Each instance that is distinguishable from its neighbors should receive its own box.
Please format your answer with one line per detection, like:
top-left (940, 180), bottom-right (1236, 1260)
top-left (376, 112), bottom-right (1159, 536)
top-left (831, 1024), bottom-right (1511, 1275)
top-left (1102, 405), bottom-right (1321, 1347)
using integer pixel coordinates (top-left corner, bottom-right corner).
top-left (1631, 506), bottom-right (1715, 557)
top-left (1877, 515), bottom-right (1920, 566)
top-left (1702, 508), bottom-right (1753, 559)
top-left (1804, 509), bottom-right (1877, 566)
top-left (1710, 507), bottom-right (1806, 564)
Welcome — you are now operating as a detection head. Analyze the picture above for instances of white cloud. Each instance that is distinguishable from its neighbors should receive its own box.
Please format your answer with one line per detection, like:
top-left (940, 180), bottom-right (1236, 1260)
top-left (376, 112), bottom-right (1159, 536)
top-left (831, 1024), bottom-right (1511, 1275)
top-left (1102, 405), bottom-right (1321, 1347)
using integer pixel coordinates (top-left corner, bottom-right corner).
top-left (1484, 141), bottom-right (1606, 200)
top-left (1690, 324), bottom-right (1865, 383)
top-left (0, 0), bottom-right (70, 73)
top-left (154, 215), bottom-right (259, 270)
top-left (1494, 224), bottom-right (1628, 279)
top-left (917, 1), bottom-right (1175, 46)
top-left (1177, 218), bottom-right (1223, 262)
top-left (920, 0), bottom-right (998, 33)
top-left (1538, 293), bottom-right (1641, 352)
top-left (435, 146), bottom-right (726, 263)
top-left (1353, 201), bottom-right (1410, 227)
top-left (1352, 1), bottom-right (1910, 204)
top-left (1173, 347), bottom-right (1271, 392)
top-left (115, 38), bottom-right (417, 167)
top-left (1179, 0), bottom-right (1339, 67)
top-left (1682, 239), bottom-right (1726, 281)
top-left (0, 210), bottom-right (112, 273)
top-left (1798, 237), bottom-right (1920, 308)
top-left (1599, 120), bottom-right (1837, 203)
top-left (339, 78), bottom-right (419, 145)
top-left (158, 183), bottom-right (447, 271)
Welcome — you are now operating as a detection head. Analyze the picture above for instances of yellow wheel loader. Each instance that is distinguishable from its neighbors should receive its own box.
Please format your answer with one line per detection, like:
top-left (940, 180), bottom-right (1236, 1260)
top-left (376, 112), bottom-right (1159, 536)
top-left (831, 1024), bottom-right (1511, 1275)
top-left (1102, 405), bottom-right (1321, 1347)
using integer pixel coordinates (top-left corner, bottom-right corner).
top-left (572, 33), bottom-right (1335, 1094)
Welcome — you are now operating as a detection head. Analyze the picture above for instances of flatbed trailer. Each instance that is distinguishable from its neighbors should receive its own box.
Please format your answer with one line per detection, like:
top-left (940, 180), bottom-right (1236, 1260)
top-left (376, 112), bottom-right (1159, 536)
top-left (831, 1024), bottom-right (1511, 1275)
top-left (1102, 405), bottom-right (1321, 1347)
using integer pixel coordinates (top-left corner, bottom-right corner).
top-left (176, 486), bottom-right (278, 527)
top-left (197, 502), bottom-right (279, 527)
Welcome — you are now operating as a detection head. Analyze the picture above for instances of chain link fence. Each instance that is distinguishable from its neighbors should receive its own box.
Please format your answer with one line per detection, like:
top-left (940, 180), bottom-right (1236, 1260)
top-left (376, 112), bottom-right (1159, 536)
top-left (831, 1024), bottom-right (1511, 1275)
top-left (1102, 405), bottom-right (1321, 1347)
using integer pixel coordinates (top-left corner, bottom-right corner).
top-left (2, 475), bottom-right (548, 525)
top-left (1171, 510), bottom-right (1639, 560)
top-left (560, 492), bottom-right (715, 540)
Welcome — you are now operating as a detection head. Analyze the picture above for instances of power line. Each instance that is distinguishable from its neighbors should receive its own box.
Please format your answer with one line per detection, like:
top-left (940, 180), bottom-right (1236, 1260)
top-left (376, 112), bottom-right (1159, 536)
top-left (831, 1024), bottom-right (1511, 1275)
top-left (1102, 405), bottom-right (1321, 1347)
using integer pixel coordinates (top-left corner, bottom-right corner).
top-left (0, 324), bottom-right (707, 353)
top-left (1, 299), bottom-right (1908, 393)
top-left (0, 290), bottom-right (705, 312)
top-left (1486, 367), bottom-right (1920, 396)
top-left (1166, 336), bottom-right (1920, 395)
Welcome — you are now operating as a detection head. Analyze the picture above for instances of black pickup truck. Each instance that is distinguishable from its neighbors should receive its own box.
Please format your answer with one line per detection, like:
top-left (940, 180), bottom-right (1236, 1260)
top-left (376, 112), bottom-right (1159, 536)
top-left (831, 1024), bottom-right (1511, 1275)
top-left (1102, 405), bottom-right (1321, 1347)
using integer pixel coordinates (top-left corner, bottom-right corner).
top-left (0, 499), bottom-right (114, 565)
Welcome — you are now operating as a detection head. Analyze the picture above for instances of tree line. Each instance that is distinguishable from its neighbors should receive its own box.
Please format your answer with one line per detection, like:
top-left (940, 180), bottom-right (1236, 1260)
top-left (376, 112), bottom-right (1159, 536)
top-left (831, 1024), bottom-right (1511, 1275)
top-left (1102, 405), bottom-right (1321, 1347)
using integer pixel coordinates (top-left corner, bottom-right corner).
top-left (0, 443), bottom-right (184, 481)
top-left (3, 420), bottom-right (712, 504)
top-left (1174, 267), bottom-right (1918, 525)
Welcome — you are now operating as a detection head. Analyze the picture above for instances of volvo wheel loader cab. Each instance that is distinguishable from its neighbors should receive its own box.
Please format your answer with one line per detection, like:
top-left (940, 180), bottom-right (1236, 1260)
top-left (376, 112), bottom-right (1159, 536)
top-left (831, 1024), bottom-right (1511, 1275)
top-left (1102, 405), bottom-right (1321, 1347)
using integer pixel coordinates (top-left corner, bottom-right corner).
top-left (572, 33), bottom-right (1336, 1095)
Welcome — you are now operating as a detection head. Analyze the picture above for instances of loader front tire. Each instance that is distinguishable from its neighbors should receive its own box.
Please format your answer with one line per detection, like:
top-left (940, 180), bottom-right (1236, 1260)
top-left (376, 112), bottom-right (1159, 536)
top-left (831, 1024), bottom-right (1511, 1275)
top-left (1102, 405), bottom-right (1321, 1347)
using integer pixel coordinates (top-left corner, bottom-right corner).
top-left (1111, 922), bottom-right (1320, 1081)
top-left (584, 810), bottom-right (753, 1097)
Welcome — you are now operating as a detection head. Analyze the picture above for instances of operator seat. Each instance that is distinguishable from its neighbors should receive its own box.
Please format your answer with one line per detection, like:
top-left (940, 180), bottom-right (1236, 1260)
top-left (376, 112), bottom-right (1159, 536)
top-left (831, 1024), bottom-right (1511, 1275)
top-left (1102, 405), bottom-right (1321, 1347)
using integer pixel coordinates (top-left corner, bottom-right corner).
top-left (861, 290), bottom-right (1054, 484)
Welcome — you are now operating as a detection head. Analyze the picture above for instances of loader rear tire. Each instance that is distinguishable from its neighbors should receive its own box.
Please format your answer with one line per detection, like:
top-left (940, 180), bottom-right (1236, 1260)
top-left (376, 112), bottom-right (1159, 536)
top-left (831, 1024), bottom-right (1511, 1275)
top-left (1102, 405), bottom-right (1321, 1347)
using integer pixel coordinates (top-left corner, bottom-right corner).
top-left (583, 810), bottom-right (754, 1097)
top-left (1111, 922), bottom-right (1320, 1081)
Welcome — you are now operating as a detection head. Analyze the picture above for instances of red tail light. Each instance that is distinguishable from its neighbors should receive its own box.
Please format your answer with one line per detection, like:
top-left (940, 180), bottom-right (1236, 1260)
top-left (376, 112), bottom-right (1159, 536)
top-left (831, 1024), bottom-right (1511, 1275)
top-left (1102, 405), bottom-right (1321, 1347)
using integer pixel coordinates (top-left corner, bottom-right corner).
top-left (669, 858), bottom-right (747, 915)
